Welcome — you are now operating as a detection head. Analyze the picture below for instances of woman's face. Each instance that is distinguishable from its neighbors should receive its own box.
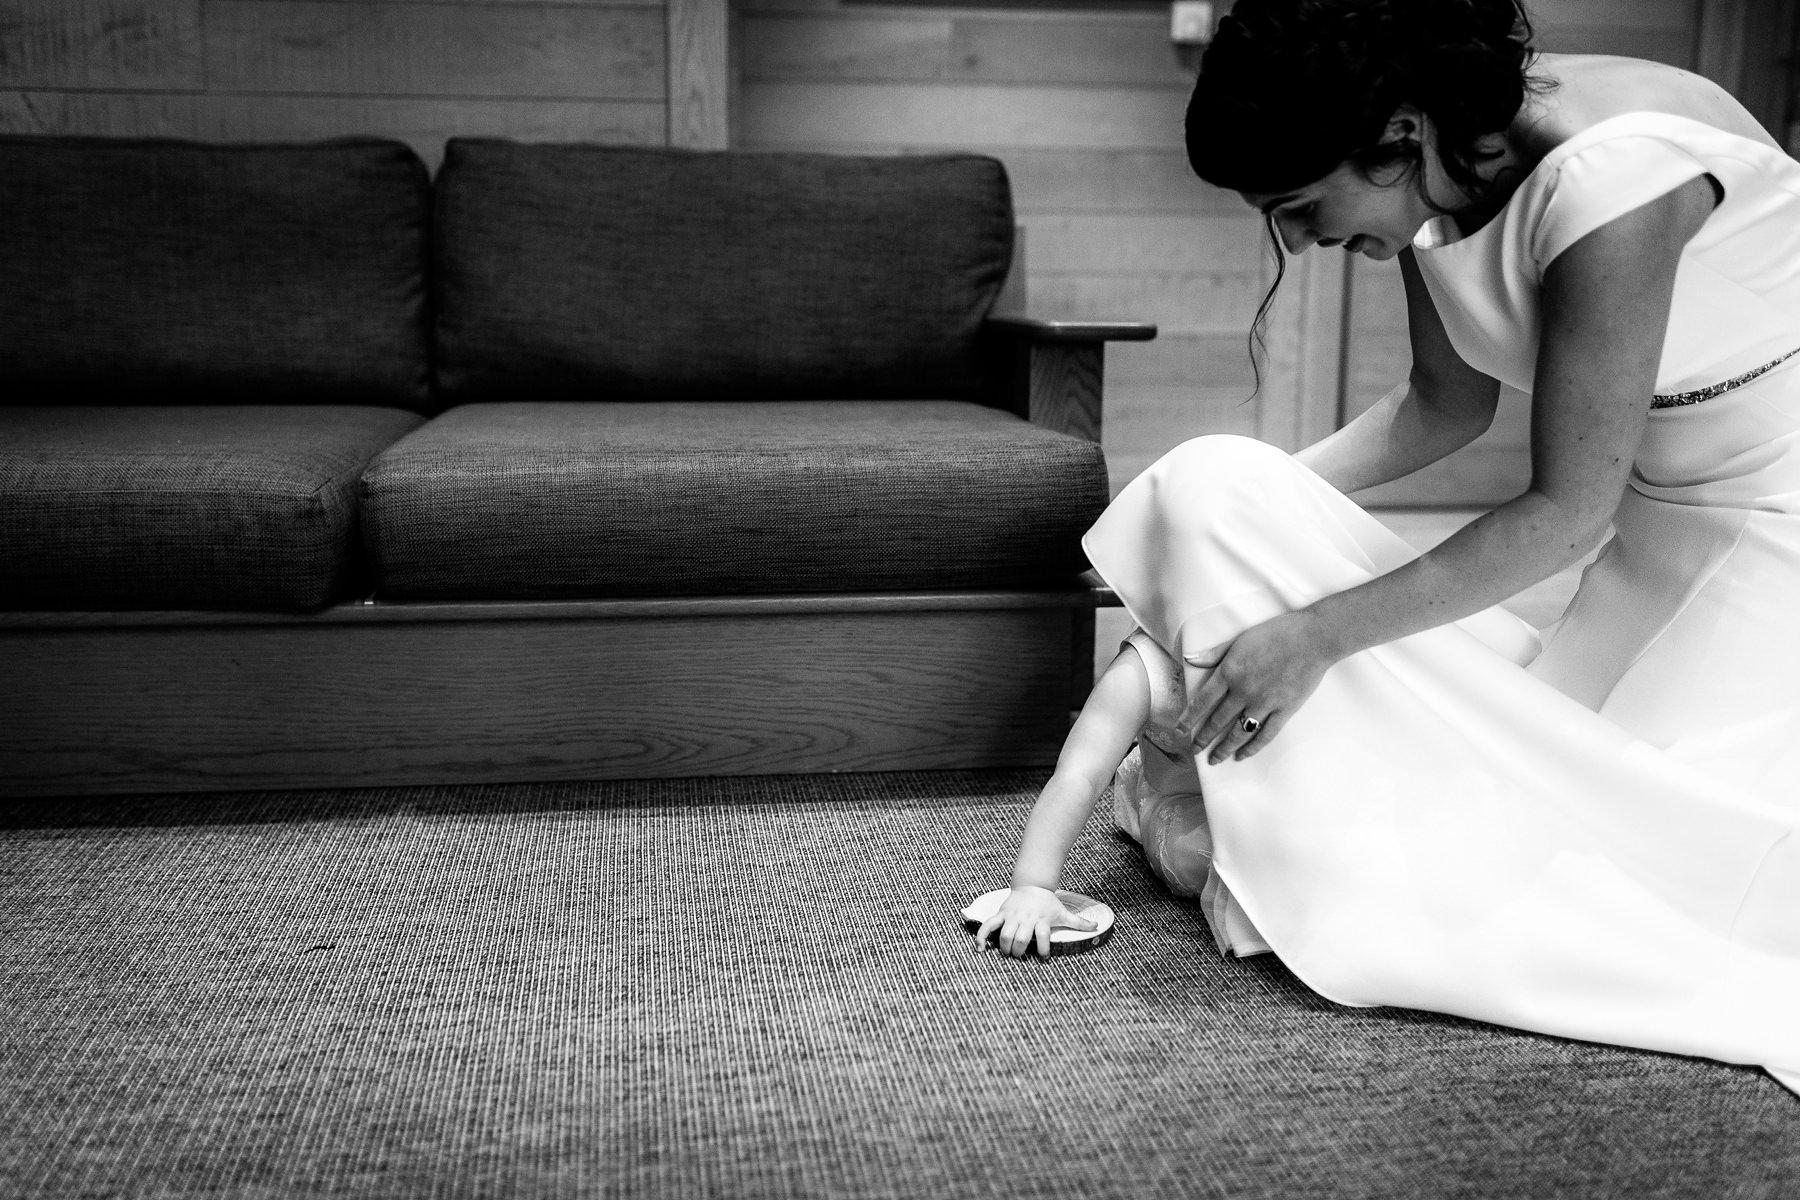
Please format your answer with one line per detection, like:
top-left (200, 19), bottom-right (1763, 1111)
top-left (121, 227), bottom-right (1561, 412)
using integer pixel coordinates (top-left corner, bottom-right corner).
top-left (1240, 159), bottom-right (1435, 261)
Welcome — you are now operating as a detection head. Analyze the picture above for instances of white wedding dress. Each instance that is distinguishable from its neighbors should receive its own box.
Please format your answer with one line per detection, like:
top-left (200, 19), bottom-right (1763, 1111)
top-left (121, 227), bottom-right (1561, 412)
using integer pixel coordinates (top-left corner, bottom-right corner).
top-left (1091, 113), bottom-right (1800, 1091)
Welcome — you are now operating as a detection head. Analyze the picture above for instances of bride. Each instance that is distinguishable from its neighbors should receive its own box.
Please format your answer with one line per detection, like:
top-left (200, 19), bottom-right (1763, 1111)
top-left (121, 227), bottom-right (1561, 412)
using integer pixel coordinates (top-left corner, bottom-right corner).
top-left (986, 0), bottom-right (1800, 1092)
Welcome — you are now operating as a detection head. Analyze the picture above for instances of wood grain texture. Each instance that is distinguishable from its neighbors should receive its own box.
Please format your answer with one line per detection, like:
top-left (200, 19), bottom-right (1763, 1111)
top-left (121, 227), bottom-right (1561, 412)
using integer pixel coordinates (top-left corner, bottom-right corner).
top-left (203, 2), bottom-right (664, 99)
top-left (1342, 253), bottom-right (1409, 415)
top-left (1728, 0), bottom-right (1797, 141)
top-left (667, 0), bottom-right (728, 147)
top-left (735, 0), bottom-right (1273, 454)
top-left (991, 147), bottom-right (1238, 216)
top-left (736, 144), bottom-right (1243, 216)
top-left (1025, 341), bottom-right (1103, 443)
top-left (1019, 214), bottom-right (1265, 275)
top-left (1255, 249), bottom-right (1348, 452)
top-left (0, 607), bottom-right (1078, 796)
top-left (0, 91), bottom-right (665, 164)
top-left (740, 82), bottom-right (1188, 149)
top-left (1102, 382), bottom-right (1260, 493)
top-left (0, 588), bottom-right (1108, 630)
top-left (1533, 0), bottom-right (1694, 30)
top-left (1693, 0), bottom-right (1791, 135)
top-left (1536, 25), bottom-right (1694, 66)
top-left (0, 0), bottom-right (200, 90)
top-left (741, 11), bottom-right (1194, 87)
top-left (993, 221), bottom-right (1028, 314)
top-left (739, 0), bottom-right (863, 10)
top-left (1103, 333), bottom-right (1257, 388)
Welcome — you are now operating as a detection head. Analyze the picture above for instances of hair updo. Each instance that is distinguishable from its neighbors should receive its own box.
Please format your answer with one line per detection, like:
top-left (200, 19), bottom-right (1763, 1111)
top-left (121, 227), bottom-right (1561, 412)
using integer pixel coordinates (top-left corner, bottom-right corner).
top-left (1191, 0), bottom-right (1543, 394)
top-left (1187, 0), bottom-right (1541, 198)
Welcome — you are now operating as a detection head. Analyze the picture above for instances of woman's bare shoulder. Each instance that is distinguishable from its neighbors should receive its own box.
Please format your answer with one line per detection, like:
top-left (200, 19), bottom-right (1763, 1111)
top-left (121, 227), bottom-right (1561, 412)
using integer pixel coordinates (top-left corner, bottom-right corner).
top-left (1521, 53), bottom-right (1779, 153)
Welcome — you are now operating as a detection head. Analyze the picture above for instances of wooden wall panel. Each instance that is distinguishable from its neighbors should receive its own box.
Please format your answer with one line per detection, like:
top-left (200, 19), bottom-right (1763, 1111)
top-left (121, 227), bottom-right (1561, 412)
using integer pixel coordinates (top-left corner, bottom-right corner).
top-left (742, 82), bottom-right (1186, 149)
top-left (989, 148), bottom-right (1240, 215)
top-left (1105, 334), bottom-right (1256, 390)
top-left (1018, 214), bottom-right (1262, 275)
top-left (667, 0), bottom-right (729, 147)
top-left (1102, 384), bottom-right (1260, 484)
top-left (0, 0), bottom-right (201, 90)
top-left (1534, 0), bottom-right (1695, 66)
top-left (0, 91), bottom-right (664, 166)
top-left (738, 4), bottom-right (1249, 493)
top-left (742, 11), bottom-right (1194, 86)
top-left (205, 2), bottom-right (664, 99)
top-left (0, 0), bottom-right (719, 164)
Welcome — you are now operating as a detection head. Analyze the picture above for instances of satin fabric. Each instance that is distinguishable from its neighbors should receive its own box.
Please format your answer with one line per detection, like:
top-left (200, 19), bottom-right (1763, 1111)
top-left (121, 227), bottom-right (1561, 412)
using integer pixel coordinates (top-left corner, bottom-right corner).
top-left (1085, 419), bottom-right (1800, 1092)
top-left (1411, 112), bottom-right (1800, 396)
top-left (1086, 107), bottom-right (1800, 1091)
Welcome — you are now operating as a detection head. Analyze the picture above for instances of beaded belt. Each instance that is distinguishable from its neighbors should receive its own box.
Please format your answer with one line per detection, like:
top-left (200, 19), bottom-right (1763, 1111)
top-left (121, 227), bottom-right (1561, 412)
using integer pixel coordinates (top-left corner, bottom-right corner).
top-left (1651, 346), bottom-right (1800, 408)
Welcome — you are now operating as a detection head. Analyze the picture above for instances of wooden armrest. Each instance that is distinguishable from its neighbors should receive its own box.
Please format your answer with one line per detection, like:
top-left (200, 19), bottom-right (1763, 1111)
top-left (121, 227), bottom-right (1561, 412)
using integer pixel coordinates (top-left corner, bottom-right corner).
top-left (984, 314), bottom-right (1156, 443)
top-left (984, 314), bottom-right (1158, 343)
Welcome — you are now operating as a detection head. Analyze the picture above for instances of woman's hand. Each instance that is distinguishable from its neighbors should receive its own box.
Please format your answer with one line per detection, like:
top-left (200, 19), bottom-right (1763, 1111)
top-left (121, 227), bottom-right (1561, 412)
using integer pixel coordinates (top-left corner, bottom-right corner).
top-left (972, 885), bottom-right (1098, 958)
top-left (1179, 608), bottom-right (1340, 764)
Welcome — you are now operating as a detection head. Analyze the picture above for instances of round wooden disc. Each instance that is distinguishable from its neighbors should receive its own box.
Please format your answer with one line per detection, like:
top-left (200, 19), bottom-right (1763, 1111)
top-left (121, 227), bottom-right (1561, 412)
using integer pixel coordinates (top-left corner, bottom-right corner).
top-left (961, 888), bottom-right (1115, 956)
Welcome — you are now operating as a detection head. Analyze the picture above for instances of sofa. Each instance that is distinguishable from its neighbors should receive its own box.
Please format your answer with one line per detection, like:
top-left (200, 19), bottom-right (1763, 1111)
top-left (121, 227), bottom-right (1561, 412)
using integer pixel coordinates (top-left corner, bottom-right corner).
top-left (0, 134), bottom-right (1153, 797)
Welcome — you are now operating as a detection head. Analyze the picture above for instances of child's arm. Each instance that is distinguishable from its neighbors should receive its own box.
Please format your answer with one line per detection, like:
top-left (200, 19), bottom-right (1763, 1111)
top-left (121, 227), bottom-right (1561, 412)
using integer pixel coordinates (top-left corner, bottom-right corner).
top-left (974, 646), bottom-right (1151, 958)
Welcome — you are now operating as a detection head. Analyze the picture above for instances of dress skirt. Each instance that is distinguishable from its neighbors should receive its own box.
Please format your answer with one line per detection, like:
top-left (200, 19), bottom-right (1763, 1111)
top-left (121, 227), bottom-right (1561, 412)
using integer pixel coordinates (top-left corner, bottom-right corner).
top-left (1082, 356), bottom-right (1800, 1091)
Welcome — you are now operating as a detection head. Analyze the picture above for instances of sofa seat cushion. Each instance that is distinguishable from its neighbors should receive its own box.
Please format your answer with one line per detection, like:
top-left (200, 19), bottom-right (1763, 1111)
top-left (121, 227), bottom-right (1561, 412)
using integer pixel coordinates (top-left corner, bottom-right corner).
top-left (360, 401), bottom-right (1108, 600)
top-left (0, 406), bottom-right (425, 611)
top-left (433, 142), bottom-right (1013, 405)
top-left (0, 136), bottom-right (432, 411)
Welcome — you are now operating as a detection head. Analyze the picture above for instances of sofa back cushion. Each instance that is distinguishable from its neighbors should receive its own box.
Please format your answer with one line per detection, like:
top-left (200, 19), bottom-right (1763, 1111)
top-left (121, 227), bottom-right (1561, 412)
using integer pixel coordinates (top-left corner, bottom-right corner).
top-left (0, 136), bottom-right (432, 411)
top-left (434, 141), bottom-right (1014, 404)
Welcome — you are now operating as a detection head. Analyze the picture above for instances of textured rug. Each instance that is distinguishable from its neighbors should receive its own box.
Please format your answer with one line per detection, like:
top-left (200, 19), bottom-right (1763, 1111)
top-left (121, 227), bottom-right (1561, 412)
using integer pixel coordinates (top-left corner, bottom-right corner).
top-left (2, 771), bottom-right (1797, 1199)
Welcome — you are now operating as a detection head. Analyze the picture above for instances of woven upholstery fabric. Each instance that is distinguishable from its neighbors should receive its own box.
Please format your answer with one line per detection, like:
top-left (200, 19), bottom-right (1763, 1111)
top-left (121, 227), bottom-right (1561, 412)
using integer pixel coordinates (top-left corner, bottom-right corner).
top-left (0, 136), bottom-right (432, 411)
top-left (360, 400), bottom-right (1107, 599)
top-left (433, 141), bottom-right (1014, 405)
top-left (0, 406), bottom-right (424, 611)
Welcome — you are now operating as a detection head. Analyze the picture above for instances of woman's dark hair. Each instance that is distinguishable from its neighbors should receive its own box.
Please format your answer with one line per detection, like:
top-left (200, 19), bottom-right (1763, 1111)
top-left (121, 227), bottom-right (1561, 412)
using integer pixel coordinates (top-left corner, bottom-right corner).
top-left (1186, 0), bottom-right (1544, 391)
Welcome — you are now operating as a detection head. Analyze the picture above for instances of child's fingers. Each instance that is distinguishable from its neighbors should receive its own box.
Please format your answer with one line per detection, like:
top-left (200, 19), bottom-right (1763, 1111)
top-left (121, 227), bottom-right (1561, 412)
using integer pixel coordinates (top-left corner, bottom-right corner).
top-left (1005, 916), bottom-right (1037, 958)
top-left (972, 914), bottom-right (1001, 949)
top-left (1056, 910), bottom-right (1099, 933)
top-left (1034, 921), bottom-right (1052, 959)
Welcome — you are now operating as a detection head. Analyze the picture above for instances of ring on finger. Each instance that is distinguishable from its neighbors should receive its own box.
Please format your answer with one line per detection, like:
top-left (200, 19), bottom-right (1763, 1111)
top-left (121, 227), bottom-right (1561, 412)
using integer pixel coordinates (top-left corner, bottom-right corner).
top-left (1237, 713), bottom-right (1263, 736)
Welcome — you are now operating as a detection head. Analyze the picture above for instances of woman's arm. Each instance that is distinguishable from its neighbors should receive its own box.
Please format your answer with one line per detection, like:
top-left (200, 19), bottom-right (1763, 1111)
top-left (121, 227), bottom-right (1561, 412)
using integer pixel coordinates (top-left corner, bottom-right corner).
top-left (1186, 175), bottom-right (1720, 761)
top-left (976, 646), bottom-right (1150, 957)
top-left (1295, 249), bottom-right (1502, 494)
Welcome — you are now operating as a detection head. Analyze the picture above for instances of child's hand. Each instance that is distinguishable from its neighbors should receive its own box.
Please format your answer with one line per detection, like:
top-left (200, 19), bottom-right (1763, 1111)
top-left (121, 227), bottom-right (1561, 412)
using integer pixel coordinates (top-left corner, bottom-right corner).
top-left (972, 885), bottom-right (1099, 958)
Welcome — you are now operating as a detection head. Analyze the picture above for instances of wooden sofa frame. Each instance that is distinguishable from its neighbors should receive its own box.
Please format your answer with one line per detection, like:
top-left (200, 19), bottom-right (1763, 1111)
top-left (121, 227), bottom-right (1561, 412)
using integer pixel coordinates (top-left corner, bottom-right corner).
top-left (1, 318), bottom-right (1150, 798)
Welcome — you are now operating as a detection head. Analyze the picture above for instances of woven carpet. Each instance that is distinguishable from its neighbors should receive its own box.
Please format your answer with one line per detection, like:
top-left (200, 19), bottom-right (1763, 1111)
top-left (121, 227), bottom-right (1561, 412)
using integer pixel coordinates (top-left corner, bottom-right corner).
top-left (2, 771), bottom-right (1797, 1199)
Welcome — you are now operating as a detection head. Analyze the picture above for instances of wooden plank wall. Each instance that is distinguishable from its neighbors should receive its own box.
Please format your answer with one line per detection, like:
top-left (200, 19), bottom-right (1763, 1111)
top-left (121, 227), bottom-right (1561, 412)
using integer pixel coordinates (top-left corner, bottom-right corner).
top-left (740, 0), bottom-right (1716, 500)
top-left (739, 0), bottom-right (1265, 489)
top-left (0, 0), bottom-right (731, 168)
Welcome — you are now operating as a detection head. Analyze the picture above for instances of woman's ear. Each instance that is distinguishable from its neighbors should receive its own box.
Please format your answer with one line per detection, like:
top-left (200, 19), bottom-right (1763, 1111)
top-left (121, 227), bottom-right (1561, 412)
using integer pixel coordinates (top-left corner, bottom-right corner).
top-left (1381, 104), bottom-right (1426, 148)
